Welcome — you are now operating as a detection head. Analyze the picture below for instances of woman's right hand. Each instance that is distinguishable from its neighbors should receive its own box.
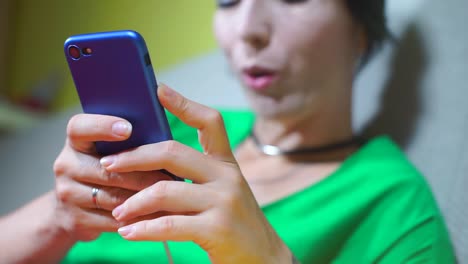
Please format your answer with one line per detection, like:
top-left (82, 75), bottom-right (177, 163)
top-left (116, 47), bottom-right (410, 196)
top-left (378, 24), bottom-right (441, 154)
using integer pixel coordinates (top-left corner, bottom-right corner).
top-left (52, 114), bottom-right (172, 242)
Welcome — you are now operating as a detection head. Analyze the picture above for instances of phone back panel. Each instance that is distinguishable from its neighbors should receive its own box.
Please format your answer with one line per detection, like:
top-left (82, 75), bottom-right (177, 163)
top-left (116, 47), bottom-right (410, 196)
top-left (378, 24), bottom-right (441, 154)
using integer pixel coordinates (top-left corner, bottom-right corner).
top-left (64, 30), bottom-right (172, 156)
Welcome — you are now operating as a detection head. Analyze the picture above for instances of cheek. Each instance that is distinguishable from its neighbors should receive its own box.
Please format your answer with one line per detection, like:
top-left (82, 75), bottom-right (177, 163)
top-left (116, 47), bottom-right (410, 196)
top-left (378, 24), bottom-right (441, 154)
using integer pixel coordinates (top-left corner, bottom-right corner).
top-left (213, 13), bottom-right (233, 57)
top-left (282, 7), bottom-right (358, 78)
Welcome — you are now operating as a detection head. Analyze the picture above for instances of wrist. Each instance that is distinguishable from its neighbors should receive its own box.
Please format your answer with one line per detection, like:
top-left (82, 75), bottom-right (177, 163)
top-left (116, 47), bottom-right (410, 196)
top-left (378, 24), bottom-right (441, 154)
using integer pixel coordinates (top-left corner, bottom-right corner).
top-left (1, 191), bottom-right (77, 263)
top-left (258, 219), bottom-right (296, 264)
top-left (266, 234), bottom-right (296, 264)
top-left (32, 191), bottom-right (78, 261)
top-left (45, 191), bottom-right (79, 245)
top-left (291, 254), bottom-right (300, 264)
top-left (278, 243), bottom-right (297, 264)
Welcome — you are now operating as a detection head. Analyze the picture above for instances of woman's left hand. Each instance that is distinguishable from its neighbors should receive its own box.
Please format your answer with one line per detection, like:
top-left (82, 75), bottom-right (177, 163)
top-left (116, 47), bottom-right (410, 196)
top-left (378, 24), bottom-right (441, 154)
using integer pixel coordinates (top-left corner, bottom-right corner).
top-left (101, 84), bottom-right (291, 264)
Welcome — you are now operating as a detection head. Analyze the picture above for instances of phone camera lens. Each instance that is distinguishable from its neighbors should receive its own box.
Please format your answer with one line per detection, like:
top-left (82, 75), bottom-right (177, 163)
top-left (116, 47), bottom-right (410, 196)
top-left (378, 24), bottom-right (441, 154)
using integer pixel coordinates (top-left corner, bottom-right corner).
top-left (82, 47), bottom-right (93, 55)
top-left (68, 45), bottom-right (81, 60)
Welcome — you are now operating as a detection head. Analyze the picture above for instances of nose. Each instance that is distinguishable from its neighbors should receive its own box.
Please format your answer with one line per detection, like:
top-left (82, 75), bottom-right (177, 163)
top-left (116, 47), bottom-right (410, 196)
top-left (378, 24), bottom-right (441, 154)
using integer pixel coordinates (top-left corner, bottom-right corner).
top-left (236, 1), bottom-right (271, 50)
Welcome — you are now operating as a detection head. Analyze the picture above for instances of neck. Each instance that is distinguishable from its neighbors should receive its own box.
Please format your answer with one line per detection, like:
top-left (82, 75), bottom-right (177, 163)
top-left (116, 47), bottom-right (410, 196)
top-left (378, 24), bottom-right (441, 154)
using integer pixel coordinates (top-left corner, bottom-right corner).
top-left (253, 99), bottom-right (353, 152)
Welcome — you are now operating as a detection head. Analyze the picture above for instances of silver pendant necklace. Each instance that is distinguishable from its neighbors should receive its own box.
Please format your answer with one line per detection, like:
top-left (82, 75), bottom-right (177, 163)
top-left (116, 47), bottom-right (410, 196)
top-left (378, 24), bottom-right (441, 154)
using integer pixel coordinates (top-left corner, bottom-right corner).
top-left (250, 131), bottom-right (363, 156)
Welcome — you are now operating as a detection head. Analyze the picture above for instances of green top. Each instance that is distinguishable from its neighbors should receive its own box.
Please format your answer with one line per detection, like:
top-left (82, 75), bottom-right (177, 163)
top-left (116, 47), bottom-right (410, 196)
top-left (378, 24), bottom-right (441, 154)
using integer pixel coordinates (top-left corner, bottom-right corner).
top-left (62, 110), bottom-right (455, 264)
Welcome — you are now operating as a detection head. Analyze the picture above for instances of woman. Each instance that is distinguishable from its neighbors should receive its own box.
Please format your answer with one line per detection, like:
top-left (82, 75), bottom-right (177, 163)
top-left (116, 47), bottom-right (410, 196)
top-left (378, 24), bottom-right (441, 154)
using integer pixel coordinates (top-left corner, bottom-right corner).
top-left (1, 0), bottom-right (455, 263)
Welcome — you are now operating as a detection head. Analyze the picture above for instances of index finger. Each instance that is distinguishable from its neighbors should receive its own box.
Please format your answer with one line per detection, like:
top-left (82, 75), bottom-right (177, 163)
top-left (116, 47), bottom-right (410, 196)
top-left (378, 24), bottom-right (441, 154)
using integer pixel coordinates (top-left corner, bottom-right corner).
top-left (157, 84), bottom-right (234, 162)
top-left (67, 114), bottom-right (132, 154)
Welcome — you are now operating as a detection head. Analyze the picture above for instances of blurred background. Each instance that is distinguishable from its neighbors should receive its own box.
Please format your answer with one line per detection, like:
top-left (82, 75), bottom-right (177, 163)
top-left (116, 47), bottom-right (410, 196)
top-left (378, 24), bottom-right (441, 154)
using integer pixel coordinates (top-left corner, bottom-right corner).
top-left (1, 0), bottom-right (467, 262)
top-left (0, 0), bottom-right (217, 128)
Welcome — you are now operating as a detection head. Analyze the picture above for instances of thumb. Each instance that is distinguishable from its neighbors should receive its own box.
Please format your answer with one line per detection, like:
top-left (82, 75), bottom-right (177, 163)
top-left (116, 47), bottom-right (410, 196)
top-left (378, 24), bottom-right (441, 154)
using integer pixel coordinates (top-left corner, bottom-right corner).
top-left (157, 83), bottom-right (234, 161)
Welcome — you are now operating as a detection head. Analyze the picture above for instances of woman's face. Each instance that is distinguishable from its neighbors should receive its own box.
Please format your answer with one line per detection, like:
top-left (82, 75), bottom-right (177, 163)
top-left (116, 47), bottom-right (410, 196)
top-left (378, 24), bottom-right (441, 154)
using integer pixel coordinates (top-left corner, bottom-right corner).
top-left (214, 0), bottom-right (365, 119)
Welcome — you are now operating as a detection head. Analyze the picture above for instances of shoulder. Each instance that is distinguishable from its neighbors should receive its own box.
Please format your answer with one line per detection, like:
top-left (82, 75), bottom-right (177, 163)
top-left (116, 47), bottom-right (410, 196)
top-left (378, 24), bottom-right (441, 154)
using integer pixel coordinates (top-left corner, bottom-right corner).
top-left (341, 136), bottom-right (442, 231)
top-left (342, 136), bottom-right (431, 198)
top-left (336, 136), bottom-right (455, 262)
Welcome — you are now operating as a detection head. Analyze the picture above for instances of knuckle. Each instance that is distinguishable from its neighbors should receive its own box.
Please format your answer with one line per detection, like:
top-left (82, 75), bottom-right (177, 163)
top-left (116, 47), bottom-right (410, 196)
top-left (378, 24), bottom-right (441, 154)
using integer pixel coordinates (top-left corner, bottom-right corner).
top-left (135, 174), bottom-right (149, 190)
top-left (79, 231), bottom-right (100, 242)
top-left (55, 182), bottom-right (73, 204)
top-left (99, 167), bottom-right (112, 181)
top-left (94, 115), bottom-right (112, 133)
top-left (64, 216), bottom-right (79, 232)
top-left (100, 168), bottom-right (120, 184)
top-left (177, 97), bottom-right (190, 115)
top-left (149, 181), bottom-right (170, 202)
top-left (159, 217), bottom-right (175, 234)
top-left (110, 189), bottom-right (129, 206)
top-left (135, 173), bottom-right (156, 190)
top-left (206, 109), bottom-right (224, 124)
top-left (163, 140), bottom-right (182, 156)
top-left (90, 117), bottom-right (105, 135)
top-left (70, 215), bottom-right (86, 233)
top-left (221, 164), bottom-right (246, 187)
top-left (219, 188), bottom-right (243, 212)
top-left (220, 192), bottom-right (239, 208)
top-left (211, 213), bottom-right (231, 237)
top-left (67, 114), bottom-right (110, 140)
top-left (230, 171), bottom-right (245, 187)
top-left (53, 157), bottom-right (68, 176)
top-left (218, 163), bottom-right (239, 180)
top-left (139, 221), bottom-right (150, 235)
top-left (66, 115), bottom-right (81, 139)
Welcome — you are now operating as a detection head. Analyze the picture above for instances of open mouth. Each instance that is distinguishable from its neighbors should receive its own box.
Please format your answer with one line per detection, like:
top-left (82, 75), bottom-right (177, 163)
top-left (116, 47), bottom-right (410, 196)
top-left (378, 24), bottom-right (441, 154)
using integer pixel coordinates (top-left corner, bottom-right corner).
top-left (242, 67), bottom-right (278, 91)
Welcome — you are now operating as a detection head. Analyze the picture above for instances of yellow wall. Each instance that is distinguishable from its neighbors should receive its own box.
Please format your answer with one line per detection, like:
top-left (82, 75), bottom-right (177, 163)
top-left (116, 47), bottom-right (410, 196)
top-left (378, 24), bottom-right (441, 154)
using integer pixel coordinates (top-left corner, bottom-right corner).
top-left (8, 0), bottom-right (217, 110)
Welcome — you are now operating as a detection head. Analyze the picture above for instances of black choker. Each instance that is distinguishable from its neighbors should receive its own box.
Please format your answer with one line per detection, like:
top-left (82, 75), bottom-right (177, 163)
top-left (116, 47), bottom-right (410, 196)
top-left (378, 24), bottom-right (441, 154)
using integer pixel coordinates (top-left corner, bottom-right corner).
top-left (250, 132), bottom-right (364, 156)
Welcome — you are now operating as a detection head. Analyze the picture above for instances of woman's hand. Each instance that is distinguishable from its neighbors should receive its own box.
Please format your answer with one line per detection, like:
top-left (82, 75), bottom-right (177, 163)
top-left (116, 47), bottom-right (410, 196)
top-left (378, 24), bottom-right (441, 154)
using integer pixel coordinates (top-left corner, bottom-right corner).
top-left (104, 84), bottom-right (292, 264)
top-left (52, 113), bottom-right (172, 242)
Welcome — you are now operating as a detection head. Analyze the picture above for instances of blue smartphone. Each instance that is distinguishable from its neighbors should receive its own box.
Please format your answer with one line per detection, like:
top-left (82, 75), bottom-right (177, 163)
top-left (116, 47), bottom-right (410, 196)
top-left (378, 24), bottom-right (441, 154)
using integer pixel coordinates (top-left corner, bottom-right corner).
top-left (64, 30), bottom-right (172, 157)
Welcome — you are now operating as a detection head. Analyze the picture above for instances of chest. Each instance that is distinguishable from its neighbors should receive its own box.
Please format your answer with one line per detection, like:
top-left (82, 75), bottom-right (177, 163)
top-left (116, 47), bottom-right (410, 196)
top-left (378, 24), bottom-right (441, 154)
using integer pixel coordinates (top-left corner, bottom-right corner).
top-left (238, 160), bottom-right (340, 206)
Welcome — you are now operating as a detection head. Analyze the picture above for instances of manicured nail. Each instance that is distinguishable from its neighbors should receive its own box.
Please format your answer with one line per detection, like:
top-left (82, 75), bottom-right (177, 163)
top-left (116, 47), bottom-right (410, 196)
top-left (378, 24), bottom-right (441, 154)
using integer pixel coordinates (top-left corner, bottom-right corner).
top-left (100, 156), bottom-right (115, 167)
top-left (118, 225), bottom-right (135, 237)
top-left (112, 204), bottom-right (123, 219)
top-left (112, 121), bottom-right (132, 137)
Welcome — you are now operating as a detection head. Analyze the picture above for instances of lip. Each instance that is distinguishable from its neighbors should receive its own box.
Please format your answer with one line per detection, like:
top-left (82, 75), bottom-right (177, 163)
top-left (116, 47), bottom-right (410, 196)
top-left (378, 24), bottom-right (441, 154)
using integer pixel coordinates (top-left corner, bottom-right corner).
top-left (241, 66), bottom-right (278, 91)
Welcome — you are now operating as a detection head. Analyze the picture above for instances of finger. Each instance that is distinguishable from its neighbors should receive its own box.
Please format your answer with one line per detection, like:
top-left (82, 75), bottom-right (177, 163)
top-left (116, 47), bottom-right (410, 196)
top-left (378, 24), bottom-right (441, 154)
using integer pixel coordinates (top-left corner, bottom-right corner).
top-left (100, 140), bottom-right (225, 183)
top-left (84, 169), bottom-right (173, 192)
top-left (118, 215), bottom-right (203, 242)
top-left (158, 84), bottom-right (234, 161)
top-left (70, 184), bottom-right (136, 211)
top-left (113, 181), bottom-right (214, 222)
top-left (75, 209), bottom-right (121, 233)
top-left (56, 175), bottom-right (134, 211)
top-left (66, 114), bottom-right (132, 153)
top-left (119, 211), bottom-right (177, 227)
top-left (57, 206), bottom-right (121, 239)
top-left (57, 149), bottom-right (172, 191)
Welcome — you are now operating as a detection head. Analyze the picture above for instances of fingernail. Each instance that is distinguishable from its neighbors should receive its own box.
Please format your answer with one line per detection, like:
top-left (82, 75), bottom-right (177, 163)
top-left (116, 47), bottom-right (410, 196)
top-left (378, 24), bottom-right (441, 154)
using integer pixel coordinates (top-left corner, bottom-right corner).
top-left (100, 156), bottom-right (115, 167)
top-left (160, 84), bottom-right (175, 98)
top-left (112, 121), bottom-right (132, 137)
top-left (112, 205), bottom-right (123, 219)
top-left (118, 225), bottom-right (135, 237)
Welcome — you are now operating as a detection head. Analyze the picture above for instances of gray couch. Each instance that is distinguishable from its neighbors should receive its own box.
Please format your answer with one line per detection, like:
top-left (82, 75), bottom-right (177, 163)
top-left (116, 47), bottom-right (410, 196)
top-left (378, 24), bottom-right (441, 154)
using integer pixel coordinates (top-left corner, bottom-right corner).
top-left (1, 0), bottom-right (466, 261)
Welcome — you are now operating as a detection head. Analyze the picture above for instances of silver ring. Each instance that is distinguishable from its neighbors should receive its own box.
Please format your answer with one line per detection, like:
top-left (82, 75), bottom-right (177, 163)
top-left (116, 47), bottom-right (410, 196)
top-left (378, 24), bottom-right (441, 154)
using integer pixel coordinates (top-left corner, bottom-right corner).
top-left (92, 187), bottom-right (101, 209)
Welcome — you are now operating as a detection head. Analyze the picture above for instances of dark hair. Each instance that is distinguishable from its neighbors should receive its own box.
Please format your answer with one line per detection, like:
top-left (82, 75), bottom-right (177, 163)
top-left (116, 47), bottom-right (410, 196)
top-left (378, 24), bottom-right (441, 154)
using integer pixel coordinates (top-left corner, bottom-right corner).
top-left (346, 0), bottom-right (390, 62)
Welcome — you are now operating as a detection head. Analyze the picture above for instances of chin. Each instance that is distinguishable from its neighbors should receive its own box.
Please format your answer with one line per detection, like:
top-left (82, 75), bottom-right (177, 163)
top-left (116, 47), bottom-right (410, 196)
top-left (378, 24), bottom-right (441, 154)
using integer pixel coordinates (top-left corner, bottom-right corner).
top-left (246, 93), bottom-right (308, 120)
